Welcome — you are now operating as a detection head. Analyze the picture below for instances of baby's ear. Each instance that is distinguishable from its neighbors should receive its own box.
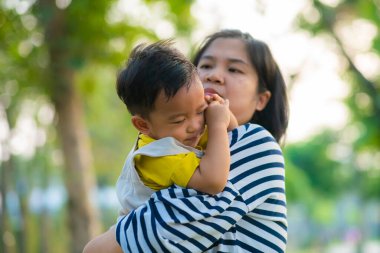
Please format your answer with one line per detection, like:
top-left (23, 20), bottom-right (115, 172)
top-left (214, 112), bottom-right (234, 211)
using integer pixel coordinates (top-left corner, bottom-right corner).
top-left (131, 115), bottom-right (150, 135)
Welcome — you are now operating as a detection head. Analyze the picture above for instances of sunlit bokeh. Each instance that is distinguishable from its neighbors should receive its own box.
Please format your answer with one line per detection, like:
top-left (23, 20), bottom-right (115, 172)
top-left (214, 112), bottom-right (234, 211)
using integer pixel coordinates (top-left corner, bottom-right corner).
top-left (1, 0), bottom-right (379, 252)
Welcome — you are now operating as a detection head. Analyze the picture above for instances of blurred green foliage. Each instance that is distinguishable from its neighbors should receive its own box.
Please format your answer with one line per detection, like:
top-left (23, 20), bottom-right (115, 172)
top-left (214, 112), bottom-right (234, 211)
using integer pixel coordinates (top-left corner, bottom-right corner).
top-left (285, 0), bottom-right (380, 249)
top-left (0, 0), bottom-right (379, 252)
top-left (292, 0), bottom-right (380, 200)
top-left (1, 0), bottom-right (196, 252)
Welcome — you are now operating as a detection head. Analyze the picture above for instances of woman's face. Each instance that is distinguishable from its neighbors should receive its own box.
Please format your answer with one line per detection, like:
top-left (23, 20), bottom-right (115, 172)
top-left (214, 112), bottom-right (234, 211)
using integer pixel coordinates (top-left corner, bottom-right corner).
top-left (197, 38), bottom-right (267, 125)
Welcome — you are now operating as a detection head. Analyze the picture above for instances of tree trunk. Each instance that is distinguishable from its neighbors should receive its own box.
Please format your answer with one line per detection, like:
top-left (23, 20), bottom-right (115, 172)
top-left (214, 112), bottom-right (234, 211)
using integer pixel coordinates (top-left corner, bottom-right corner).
top-left (0, 160), bottom-right (14, 253)
top-left (37, 1), bottom-right (101, 252)
top-left (38, 150), bottom-right (51, 253)
top-left (15, 172), bottom-right (28, 253)
top-left (0, 107), bottom-right (16, 253)
top-left (52, 72), bottom-right (101, 253)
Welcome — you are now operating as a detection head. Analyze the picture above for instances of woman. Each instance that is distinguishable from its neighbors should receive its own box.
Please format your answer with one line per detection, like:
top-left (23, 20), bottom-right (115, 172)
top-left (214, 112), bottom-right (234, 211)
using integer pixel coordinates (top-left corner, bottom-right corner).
top-left (84, 29), bottom-right (289, 253)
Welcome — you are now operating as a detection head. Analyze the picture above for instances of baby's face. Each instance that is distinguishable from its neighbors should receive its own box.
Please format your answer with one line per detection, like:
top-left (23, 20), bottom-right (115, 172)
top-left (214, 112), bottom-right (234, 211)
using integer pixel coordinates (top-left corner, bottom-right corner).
top-left (145, 76), bottom-right (207, 147)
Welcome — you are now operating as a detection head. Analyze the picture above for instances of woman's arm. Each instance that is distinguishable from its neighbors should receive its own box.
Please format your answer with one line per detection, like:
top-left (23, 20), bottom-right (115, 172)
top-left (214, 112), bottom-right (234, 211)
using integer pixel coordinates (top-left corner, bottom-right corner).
top-left (117, 124), bottom-right (286, 253)
top-left (84, 124), bottom-right (287, 253)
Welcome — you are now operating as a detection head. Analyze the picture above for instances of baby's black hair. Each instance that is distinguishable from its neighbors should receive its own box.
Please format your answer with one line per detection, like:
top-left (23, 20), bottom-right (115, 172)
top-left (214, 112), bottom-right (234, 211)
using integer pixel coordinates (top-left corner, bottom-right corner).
top-left (117, 40), bottom-right (197, 118)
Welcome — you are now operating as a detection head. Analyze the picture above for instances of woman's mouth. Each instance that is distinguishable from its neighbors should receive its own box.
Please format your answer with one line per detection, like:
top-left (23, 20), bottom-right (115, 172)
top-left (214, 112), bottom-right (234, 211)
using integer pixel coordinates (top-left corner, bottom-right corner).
top-left (204, 88), bottom-right (219, 96)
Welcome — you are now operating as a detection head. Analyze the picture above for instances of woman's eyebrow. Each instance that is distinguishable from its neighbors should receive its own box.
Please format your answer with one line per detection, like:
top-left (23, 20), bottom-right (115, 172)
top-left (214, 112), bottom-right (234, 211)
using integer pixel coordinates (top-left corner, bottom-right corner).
top-left (200, 55), bottom-right (248, 65)
top-left (227, 58), bottom-right (248, 65)
top-left (199, 55), bottom-right (214, 61)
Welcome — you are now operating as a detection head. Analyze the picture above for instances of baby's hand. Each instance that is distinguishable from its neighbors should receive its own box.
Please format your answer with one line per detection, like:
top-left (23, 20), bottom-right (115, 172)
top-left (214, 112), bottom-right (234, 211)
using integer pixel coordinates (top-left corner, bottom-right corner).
top-left (205, 94), bottom-right (230, 129)
top-left (205, 94), bottom-right (238, 131)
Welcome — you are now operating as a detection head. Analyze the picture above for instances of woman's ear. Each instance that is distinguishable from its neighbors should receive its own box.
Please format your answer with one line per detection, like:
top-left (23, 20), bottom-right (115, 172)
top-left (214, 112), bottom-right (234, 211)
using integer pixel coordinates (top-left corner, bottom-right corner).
top-left (256, 90), bottom-right (271, 111)
top-left (131, 115), bottom-right (150, 135)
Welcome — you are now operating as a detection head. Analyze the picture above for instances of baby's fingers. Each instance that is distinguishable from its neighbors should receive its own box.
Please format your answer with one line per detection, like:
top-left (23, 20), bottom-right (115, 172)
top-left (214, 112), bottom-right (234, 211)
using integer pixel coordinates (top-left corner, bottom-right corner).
top-left (204, 94), bottom-right (212, 103)
top-left (211, 94), bottom-right (224, 103)
top-left (224, 98), bottom-right (229, 105)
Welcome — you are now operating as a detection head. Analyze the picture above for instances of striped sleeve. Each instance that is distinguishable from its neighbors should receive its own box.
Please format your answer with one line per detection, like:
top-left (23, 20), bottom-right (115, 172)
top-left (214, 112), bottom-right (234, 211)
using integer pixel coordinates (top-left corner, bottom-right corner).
top-left (116, 124), bottom-right (287, 252)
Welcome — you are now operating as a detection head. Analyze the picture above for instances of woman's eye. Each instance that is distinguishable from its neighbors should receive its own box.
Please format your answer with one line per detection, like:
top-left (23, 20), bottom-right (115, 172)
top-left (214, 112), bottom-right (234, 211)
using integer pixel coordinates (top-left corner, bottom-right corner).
top-left (199, 63), bottom-right (211, 69)
top-left (197, 110), bottom-right (205, 115)
top-left (229, 67), bottom-right (242, 73)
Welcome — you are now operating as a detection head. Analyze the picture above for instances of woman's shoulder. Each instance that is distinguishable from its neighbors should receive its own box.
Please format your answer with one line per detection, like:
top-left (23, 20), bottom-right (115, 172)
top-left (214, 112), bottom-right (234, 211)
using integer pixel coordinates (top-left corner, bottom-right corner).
top-left (232, 123), bottom-right (272, 135)
top-left (229, 123), bottom-right (279, 148)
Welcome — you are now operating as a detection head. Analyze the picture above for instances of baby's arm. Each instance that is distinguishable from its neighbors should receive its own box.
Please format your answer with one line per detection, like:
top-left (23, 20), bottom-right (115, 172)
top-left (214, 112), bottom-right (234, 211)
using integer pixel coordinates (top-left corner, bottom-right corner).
top-left (206, 94), bottom-right (238, 131)
top-left (186, 95), bottom-right (230, 195)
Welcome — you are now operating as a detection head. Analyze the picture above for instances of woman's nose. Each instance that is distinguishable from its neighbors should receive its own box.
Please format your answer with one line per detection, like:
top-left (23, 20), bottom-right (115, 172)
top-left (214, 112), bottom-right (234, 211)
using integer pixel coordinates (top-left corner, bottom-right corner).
top-left (206, 68), bottom-right (224, 84)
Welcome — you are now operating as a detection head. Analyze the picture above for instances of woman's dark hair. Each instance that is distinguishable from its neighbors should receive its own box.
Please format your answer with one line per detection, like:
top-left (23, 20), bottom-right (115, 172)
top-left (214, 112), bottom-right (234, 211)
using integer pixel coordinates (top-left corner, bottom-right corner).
top-left (193, 29), bottom-right (289, 143)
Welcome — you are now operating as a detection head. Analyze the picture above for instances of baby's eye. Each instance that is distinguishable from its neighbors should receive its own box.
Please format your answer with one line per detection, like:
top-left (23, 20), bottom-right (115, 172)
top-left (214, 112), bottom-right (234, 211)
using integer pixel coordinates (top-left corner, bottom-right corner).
top-left (171, 119), bottom-right (185, 124)
top-left (197, 110), bottom-right (205, 115)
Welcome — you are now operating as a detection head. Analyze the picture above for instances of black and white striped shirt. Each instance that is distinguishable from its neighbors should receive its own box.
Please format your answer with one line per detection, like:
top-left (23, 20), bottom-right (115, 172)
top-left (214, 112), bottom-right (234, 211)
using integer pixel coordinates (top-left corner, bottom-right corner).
top-left (116, 124), bottom-right (287, 252)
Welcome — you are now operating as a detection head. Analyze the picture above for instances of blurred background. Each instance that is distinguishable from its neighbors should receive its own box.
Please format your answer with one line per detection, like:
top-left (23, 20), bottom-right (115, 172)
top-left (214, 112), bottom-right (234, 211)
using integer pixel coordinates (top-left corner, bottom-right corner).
top-left (0, 0), bottom-right (379, 252)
